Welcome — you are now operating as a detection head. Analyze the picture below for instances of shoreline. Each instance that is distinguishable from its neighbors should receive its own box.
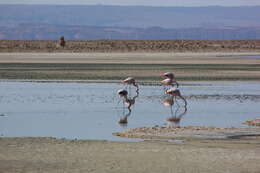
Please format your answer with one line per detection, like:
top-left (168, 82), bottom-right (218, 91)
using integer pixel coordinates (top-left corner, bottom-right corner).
top-left (1, 135), bottom-right (260, 173)
top-left (113, 126), bottom-right (260, 141)
top-left (0, 52), bottom-right (259, 81)
top-left (0, 52), bottom-right (260, 64)
top-left (1, 79), bottom-right (260, 83)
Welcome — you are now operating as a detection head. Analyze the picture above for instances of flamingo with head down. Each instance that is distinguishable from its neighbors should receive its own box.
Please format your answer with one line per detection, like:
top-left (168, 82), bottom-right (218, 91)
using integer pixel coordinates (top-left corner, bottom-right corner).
top-left (117, 89), bottom-right (139, 127)
top-left (165, 88), bottom-right (187, 106)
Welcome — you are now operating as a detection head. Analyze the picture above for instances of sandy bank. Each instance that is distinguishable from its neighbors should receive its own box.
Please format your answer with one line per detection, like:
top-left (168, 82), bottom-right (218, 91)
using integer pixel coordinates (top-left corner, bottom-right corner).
top-left (0, 52), bottom-right (260, 64)
top-left (0, 52), bottom-right (260, 81)
top-left (0, 136), bottom-right (260, 173)
top-left (113, 126), bottom-right (260, 140)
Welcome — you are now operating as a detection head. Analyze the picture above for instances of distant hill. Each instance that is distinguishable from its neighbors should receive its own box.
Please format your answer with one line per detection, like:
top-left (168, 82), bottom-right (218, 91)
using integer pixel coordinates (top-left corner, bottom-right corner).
top-left (0, 5), bottom-right (260, 40)
top-left (1, 5), bottom-right (260, 28)
top-left (0, 24), bottom-right (260, 40)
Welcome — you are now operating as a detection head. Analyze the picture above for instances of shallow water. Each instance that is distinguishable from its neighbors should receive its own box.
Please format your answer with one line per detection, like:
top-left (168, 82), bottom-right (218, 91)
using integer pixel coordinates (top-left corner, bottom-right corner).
top-left (0, 81), bottom-right (259, 141)
top-left (225, 55), bottom-right (260, 59)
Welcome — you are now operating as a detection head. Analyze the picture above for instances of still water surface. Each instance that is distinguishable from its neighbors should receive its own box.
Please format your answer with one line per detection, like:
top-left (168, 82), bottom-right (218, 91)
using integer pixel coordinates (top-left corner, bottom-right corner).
top-left (0, 81), bottom-right (259, 141)
top-left (225, 55), bottom-right (260, 59)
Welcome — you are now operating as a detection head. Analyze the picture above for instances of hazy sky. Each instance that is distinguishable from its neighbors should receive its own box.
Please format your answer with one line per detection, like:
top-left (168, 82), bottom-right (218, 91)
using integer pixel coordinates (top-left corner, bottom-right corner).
top-left (1, 0), bottom-right (260, 6)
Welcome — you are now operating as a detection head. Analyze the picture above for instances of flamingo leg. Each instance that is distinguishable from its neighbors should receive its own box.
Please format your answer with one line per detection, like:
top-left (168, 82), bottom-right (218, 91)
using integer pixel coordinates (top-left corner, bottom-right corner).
top-left (174, 96), bottom-right (177, 104)
top-left (175, 81), bottom-right (179, 88)
top-left (163, 85), bottom-right (166, 94)
top-left (117, 98), bottom-right (121, 105)
top-left (122, 99), bottom-right (125, 115)
top-left (180, 96), bottom-right (187, 107)
top-left (170, 104), bottom-right (173, 116)
top-left (175, 97), bottom-right (180, 107)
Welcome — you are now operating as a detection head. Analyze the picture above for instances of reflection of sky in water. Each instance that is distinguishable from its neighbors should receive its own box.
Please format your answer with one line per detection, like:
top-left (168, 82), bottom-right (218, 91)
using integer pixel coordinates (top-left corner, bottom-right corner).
top-left (225, 55), bottom-right (260, 59)
top-left (0, 81), bottom-right (259, 141)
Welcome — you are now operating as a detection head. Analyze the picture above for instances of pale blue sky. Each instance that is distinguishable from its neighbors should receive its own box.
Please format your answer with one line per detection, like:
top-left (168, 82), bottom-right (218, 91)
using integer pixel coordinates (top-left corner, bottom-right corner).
top-left (1, 0), bottom-right (260, 6)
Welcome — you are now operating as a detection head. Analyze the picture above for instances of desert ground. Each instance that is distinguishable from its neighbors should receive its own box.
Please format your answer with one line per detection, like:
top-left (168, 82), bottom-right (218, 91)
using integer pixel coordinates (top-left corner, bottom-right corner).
top-left (0, 137), bottom-right (260, 173)
top-left (1, 40), bottom-right (260, 53)
top-left (0, 52), bottom-right (260, 81)
top-left (0, 40), bottom-right (260, 173)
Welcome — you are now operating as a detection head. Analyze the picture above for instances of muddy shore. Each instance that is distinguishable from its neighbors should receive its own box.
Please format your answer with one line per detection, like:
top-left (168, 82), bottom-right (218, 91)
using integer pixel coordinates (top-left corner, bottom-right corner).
top-left (113, 126), bottom-right (260, 140)
top-left (1, 136), bottom-right (260, 173)
top-left (0, 52), bottom-right (260, 81)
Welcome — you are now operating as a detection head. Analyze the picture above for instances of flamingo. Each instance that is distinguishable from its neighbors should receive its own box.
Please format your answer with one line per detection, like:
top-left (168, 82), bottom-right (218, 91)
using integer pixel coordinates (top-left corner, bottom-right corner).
top-left (117, 89), bottom-right (128, 112)
top-left (160, 72), bottom-right (175, 79)
top-left (165, 88), bottom-right (187, 106)
top-left (160, 72), bottom-right (179, 89)
top-left (117, 89), bottom-right (138, 106)
top-left (122, 77), bottom-right (139, 92)
top-left (117, 89), bottom-right (128, 98)
top-left (117, 89), bottom-right (139, 127)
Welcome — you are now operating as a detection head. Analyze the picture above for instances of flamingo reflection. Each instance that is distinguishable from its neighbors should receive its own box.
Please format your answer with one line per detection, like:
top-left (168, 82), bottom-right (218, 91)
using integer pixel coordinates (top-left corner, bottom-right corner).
top-left (161, 95), bottom-right (187, 127)
top-left (117, 89), bottom-right (139, 127)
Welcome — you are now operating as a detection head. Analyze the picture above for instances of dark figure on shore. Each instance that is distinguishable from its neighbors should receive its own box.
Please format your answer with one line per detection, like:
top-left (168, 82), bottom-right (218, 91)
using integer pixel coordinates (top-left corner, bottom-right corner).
top-left (59, 36), bottom-right (66, 48)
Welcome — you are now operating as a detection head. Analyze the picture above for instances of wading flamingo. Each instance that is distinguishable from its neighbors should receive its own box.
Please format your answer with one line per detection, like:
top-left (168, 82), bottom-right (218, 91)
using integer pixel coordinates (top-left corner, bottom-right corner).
top-left (165, 88), bottom-right (187, 106)
top-left (122, 77), bottom-right (139, 92)
top-left (117, 89), bottom-right (139, 127)
top-left (160, 72), bottom-right (175, 79)
top-left (117, 89), bottom-right (128, 98)
top-left (160, 72), bottom-right (179, 90)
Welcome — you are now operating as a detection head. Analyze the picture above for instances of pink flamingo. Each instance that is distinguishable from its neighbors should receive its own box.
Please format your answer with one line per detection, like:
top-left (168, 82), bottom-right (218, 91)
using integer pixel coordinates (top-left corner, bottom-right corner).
top-left (117, 89), bottom-right (129, 112)
top-left (117, 89), bottom-right (139, 127)
top-left (122, 77), bottom-right (139, 91)
top-left (160, 72), bottom-right (175, 79)
top-left (165, 88), bottom-right (187, 106)
top-left (117, 89), bottom-right (138, 107)
top-left (117, 89), bottom-right (128, 98)
top-left (160, 72), bottom-right (179, 89)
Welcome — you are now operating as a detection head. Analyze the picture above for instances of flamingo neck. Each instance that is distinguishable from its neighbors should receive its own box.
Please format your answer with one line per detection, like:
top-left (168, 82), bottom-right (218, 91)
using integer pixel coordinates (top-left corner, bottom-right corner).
top-left (133, 82), bottom-right (139, 89)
